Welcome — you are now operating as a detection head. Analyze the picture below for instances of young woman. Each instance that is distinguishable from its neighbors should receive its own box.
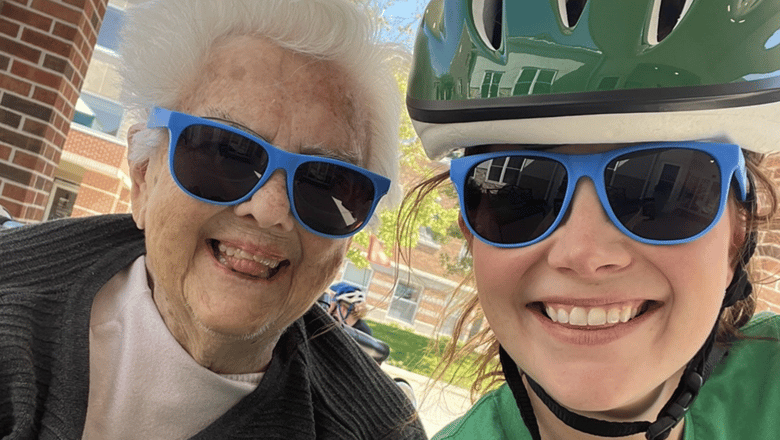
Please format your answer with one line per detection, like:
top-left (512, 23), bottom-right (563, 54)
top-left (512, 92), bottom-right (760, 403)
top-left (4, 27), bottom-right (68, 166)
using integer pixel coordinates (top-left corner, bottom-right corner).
top-left (404, 1), bottom-right (780, 439)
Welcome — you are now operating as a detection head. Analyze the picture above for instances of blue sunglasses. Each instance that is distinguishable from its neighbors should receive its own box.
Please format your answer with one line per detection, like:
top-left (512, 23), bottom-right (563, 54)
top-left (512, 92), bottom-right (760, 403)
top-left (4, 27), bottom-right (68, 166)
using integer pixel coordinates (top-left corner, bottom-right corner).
top-left (449, 142), bottom-right (748, 248)
top-left (147, 107), bottom-right (390, 238)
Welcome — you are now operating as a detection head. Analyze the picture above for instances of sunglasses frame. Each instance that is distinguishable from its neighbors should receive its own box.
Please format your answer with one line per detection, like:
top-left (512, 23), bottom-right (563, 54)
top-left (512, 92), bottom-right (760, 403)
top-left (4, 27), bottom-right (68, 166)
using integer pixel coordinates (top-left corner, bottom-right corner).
top-left (449, 142), bottom-right (748, 248)
top-left (147, 107), bottom-right (391, 239)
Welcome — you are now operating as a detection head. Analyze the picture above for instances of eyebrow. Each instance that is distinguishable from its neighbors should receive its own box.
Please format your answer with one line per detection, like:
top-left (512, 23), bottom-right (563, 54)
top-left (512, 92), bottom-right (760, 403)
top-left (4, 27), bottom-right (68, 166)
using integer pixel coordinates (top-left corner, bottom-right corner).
top-left (301, 145), bottom-right (362, 166)
top-left (202, 109), bottom-right (268, 140)
top-left (201, 108), bottom-right (363, 166)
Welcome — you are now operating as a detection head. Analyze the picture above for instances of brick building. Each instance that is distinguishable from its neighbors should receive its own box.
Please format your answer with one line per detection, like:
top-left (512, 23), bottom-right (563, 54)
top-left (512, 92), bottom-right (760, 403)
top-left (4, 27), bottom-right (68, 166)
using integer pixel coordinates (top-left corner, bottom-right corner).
top-left (1, 0), bottom-right (779, 340)
top-left (0, 0), bottom-right (122, 221)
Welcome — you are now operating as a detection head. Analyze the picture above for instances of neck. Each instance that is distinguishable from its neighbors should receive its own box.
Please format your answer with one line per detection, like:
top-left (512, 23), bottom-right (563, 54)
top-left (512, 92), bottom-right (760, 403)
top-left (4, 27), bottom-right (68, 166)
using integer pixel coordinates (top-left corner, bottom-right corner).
top-left (180, 325), bottom-right (281, 374)
top-left (524, 373), bottom-right (686, 440)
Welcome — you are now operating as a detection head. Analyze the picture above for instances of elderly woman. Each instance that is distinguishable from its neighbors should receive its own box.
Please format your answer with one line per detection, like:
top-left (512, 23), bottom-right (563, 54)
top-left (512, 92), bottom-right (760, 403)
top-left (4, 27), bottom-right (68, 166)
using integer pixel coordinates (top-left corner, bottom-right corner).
top-left (0, 1), bottom-right (424, 439)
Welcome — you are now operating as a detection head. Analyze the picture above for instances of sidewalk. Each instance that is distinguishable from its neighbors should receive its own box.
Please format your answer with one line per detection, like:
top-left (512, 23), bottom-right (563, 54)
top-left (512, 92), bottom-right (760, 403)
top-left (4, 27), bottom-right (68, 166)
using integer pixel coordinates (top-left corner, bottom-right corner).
top-left (381, 364), bottom-right (472, 437)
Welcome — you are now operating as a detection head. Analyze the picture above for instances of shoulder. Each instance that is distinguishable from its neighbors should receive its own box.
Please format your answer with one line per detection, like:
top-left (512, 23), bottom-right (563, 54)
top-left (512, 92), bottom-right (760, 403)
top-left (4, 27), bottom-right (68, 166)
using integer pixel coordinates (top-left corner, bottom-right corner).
top-left (738, 311), bottom-right (780, 339)
top-left (687, 312), bottom-right (780, 439)
top-left (300, 305), bottom-right (389, 388)
top-left (297, 306), bottom-right (426, 438)
top-left (0, 214), bottom-right (143, 288)
top-left (434, 384), bottom-right (531, 440)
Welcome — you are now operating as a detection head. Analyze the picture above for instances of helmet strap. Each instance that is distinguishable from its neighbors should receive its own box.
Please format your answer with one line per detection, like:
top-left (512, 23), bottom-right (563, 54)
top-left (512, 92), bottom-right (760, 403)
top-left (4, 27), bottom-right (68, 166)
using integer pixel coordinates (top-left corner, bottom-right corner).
top-left (500, 319), bottom-right (727, 439)
top-left (722, 230), bottom-right (756, 308)
top-left (338, 303), bottom-right (354, 322)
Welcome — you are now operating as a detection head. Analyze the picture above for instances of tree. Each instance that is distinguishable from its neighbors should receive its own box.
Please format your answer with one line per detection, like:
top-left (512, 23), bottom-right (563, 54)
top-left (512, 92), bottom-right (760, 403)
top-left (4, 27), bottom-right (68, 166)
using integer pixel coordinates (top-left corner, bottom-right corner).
top-left (346, 64), bottom-right (460, 269)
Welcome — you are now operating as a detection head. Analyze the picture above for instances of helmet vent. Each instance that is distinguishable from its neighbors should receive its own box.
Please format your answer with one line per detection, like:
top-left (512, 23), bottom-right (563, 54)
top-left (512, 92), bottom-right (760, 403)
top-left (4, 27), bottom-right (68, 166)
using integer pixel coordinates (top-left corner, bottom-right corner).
top-left (650, 0), bottom-right (693, 44)
top-left (473, 0), bottom-right (503, 50)
top-left (563, 0), bottom-right (587, 28)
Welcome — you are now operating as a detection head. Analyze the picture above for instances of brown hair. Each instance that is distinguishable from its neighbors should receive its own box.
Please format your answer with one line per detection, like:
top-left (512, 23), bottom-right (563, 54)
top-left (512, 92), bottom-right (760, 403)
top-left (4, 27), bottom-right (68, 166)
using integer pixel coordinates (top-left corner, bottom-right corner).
top-left (397, 151), bottom-right (779, 401)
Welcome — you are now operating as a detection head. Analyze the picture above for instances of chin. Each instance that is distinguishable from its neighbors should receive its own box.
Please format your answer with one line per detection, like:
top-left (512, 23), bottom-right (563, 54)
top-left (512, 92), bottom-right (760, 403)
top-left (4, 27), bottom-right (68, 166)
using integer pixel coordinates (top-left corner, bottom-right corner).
top-left (190, 307), bottom-right (274, 340)
top-left (546, 379), bottom-right (662, 420)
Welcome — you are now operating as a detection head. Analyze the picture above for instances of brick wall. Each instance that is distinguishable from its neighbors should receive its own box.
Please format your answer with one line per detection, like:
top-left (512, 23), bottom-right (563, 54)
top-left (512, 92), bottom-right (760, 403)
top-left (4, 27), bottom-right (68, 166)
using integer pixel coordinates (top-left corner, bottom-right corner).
top-left (0, 0), bottom-right (109, 221)
top-left (60, 125), bottom-right (130, 217)
top-left (752, 154), bottom-right (780, 314)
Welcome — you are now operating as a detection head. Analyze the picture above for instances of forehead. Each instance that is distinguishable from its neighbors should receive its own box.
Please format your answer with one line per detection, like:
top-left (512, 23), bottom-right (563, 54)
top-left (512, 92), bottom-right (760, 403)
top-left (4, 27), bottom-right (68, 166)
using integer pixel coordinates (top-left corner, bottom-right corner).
top-left (177, 35), bottom-right (366, 163)
top-left (473, 143), bottom-right (638, 155)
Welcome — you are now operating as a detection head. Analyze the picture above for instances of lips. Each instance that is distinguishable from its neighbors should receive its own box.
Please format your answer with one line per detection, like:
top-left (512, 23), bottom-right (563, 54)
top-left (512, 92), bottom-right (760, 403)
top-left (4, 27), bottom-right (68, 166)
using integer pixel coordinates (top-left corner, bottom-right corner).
top-left (208, 239), bottom-right (290, 279)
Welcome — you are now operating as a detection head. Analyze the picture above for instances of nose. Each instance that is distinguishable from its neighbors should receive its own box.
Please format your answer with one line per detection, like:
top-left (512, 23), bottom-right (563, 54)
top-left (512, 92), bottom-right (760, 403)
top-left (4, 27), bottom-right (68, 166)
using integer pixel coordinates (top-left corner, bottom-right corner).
top-left (546, 179), bottom-right (632, 277)
top-left (232, 170), bottom-right (296, 233)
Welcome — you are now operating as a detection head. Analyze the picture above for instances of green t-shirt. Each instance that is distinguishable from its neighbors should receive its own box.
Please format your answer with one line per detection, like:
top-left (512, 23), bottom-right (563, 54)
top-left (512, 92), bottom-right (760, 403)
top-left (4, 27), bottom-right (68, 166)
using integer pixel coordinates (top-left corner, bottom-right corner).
top-left (434, 313), bottom-right (780, 440)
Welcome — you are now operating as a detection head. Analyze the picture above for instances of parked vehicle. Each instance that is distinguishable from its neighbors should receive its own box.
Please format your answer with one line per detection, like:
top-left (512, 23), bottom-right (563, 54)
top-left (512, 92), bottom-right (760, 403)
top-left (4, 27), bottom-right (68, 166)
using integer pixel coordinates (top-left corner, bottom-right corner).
top-left (0, 206), bottom-right (24, 230)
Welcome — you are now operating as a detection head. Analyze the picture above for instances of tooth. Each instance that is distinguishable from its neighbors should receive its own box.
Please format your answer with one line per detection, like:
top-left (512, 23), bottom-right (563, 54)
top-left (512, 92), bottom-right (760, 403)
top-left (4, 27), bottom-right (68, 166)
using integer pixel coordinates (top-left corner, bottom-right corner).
top-left (219, 243), bottom-right (227, 252)
top-left (239, 249), bottom-right (254, 260)
top-left (620, 306), bottom-right (632, 323)
top-left (569, 307), bottom-right (587, 326)
top-left (587, 308), bottom-right (607, 326)
top-left (225, 247), bottom-right (236, 257)
top-left (546, 306), bottom-right (557, 322)
top-left (557, 309), bottom-right (569, 324)
top-left (607, 308), bottom-right (621, 324)
top-left (630, 307), bottom-right (639, 319)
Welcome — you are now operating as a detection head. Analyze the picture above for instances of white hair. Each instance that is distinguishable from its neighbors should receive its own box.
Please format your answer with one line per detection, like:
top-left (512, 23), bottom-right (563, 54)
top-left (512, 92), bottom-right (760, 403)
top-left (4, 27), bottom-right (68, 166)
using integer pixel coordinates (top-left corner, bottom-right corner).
top-left (120, 0), bottom-right (405, 205)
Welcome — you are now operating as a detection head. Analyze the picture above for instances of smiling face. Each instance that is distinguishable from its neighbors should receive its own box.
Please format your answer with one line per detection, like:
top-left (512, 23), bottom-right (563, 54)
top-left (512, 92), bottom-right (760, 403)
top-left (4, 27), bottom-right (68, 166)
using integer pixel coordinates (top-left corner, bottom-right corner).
top-left (130, 36), bottom-right (363, 352)
top-left (468, 143), bottom-right (743, 417)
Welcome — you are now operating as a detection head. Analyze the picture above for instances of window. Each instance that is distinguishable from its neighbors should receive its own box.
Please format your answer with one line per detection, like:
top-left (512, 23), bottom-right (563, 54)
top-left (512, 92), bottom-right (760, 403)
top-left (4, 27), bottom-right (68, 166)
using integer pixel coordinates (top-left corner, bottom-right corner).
top-left (486, 156), bottom-right (528, 185)
top-left (417, 226), bottom-right (441, 252)
top-left (96, 6), bottom-right (125, 52)
top-left (480, 71), bottom-right (503, 98)
top-left (44, 180), bottom-right (79, 220)
top-left (513, 68), bottom-right (557, 95)
top-left (72, 93), bottom-right (125, 136)
top-left (341, 261), bottom-right (373, 290)
top-left (597, 76), bottom-right (620, 90)
top-left (387, 281), bottom-right (422, 325)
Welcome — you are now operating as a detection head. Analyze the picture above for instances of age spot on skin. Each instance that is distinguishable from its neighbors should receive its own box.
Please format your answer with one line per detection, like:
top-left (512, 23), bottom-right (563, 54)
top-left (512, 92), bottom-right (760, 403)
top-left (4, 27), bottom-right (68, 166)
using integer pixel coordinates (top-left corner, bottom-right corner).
top-left (230, 66), bottom-right (246, 81)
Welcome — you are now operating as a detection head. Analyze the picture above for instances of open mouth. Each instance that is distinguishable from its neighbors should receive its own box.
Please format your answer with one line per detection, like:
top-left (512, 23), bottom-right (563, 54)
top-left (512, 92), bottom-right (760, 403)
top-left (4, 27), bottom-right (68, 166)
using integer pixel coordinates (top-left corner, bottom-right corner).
top-left (208, 239), bottom-right (290, 280)
top-left (529, 300), bottom-right (661, 329)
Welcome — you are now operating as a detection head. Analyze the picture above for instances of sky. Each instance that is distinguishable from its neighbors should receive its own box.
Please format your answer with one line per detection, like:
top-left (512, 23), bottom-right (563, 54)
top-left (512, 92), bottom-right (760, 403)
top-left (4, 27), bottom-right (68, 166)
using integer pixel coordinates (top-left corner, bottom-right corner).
top-left (373, 0), bottom-right (429, 49)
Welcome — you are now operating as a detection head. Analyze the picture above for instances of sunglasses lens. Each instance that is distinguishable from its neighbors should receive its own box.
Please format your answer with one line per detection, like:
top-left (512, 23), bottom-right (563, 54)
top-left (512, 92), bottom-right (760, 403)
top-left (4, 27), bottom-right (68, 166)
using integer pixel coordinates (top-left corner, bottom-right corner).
top-left (606, 149), bottom-right (721, 241)
top-left (463, 156), bottom-right (567, 245)
top-left (172, 125), bottom-right (269, 202)
top-left (293, 162), bottom-right (376, 236)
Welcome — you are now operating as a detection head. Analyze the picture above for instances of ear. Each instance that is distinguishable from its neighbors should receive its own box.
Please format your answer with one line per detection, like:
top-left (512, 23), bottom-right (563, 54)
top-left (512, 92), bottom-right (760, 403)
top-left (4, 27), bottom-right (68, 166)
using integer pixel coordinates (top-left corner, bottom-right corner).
top-left (127, 123), bottom-right (152, 230)
top-left (729, 205), bottom-right (749, 266)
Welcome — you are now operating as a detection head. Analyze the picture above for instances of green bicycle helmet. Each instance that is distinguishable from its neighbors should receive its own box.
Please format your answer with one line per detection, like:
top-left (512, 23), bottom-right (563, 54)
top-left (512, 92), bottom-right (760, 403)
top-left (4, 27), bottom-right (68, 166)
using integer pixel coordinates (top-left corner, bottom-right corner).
top-left (407, 1), bottom-right (777, 438)
top-left (407, 0), bottom-right (780, 159)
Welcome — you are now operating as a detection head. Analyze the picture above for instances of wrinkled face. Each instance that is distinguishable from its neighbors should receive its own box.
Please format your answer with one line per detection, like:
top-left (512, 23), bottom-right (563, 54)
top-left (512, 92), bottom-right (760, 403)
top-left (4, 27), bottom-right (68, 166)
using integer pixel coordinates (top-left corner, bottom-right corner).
top-left (468, 143), bottom-right (743, 417)
top-left (130, 36), bottom-right (364, 340)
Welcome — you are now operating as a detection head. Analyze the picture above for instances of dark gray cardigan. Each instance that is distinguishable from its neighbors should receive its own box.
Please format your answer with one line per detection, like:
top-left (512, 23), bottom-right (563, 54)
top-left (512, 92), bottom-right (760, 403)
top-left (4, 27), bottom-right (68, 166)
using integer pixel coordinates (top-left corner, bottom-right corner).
top-left (0, 215), bottom-right (425, 439)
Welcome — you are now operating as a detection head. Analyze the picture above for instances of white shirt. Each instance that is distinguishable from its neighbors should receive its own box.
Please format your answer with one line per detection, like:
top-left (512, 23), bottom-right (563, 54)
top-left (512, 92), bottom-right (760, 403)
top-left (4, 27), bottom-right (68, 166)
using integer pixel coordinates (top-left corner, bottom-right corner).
top-left (83, 256), bottom-right (263, 440)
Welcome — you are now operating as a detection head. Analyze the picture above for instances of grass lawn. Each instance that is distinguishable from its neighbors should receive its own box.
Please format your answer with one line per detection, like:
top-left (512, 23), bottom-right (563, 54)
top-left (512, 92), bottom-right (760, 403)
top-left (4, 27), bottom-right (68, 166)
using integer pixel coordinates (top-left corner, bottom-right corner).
top-left (366, 319), bottom-right (489, 390)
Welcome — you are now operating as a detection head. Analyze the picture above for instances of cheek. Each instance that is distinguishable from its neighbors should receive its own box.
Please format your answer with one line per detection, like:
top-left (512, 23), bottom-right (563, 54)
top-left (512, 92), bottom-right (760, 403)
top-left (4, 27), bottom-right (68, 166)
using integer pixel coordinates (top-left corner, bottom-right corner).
top-left (143, 172), bottom-right (217, 289)
top-left (287, 238), bottom-right (348, 310)
top-left (649, 221), bottom-right (736, 343)
top-left (472, 242), bottom-right (539, 313)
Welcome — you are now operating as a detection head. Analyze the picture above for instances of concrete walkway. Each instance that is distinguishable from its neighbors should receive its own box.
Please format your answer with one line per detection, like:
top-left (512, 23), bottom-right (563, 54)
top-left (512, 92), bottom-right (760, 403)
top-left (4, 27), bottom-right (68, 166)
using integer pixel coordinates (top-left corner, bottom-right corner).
top-left (381, 364), bottom-right (473, 437)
